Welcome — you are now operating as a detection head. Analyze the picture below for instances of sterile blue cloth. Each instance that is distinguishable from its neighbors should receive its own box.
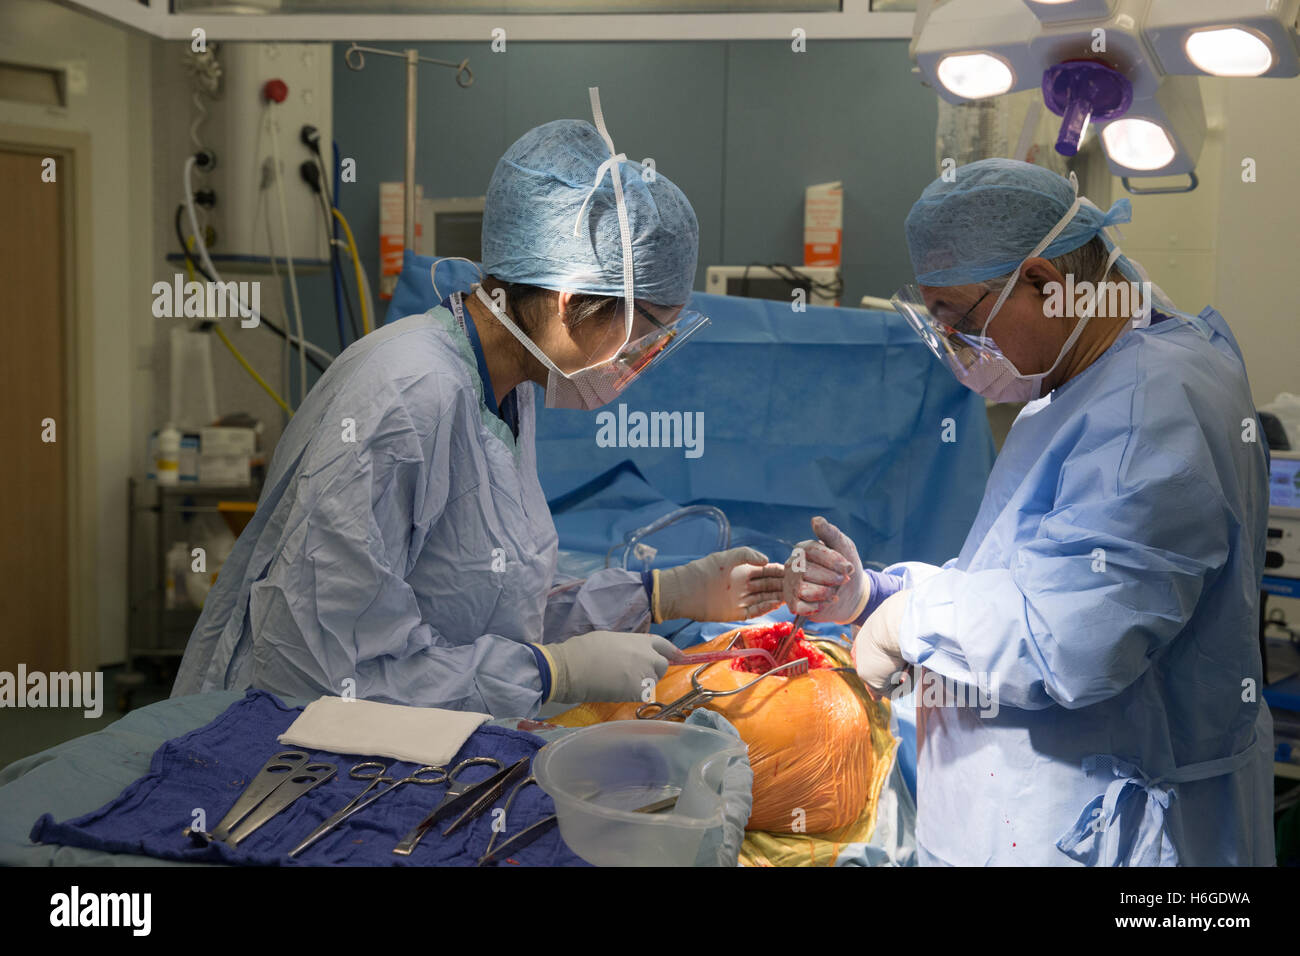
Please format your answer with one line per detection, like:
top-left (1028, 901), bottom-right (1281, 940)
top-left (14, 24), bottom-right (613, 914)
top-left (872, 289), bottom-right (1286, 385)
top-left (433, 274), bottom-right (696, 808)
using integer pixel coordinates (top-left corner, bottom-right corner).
top-left (537, 292), bottom-right (995, 566)
top-left (893, 307), bottom-right (1275, 866)
top-left (482, 118), bottom-right (698, 306)
top-left (0, 692), bottom-right (245, 866)
top-left (173, 304), bottom-right (648, 716)
top-left (29, 690), bottom-right (587, 867)
top-left (905, 158), bottom-right (1142, 287)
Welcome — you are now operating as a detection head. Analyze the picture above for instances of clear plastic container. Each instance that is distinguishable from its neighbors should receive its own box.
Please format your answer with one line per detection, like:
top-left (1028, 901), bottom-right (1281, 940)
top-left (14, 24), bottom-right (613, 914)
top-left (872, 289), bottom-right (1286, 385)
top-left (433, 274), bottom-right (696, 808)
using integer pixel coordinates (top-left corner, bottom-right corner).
top-left (533, 720), bottom-right (746, 867)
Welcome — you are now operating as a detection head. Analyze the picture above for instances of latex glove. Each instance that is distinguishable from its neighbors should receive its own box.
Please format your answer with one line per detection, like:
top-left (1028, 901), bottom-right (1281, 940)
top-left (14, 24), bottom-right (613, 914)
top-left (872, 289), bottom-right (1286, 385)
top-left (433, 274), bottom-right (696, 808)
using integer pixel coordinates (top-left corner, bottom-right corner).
top-left (783, 516), bottom-right (871, 624)
top-left (534, 631), bottom-right (677, 704)
top-left (853, 590), bottom-right (910, 695)
top-left (653, 547), bottom-right (784, 623)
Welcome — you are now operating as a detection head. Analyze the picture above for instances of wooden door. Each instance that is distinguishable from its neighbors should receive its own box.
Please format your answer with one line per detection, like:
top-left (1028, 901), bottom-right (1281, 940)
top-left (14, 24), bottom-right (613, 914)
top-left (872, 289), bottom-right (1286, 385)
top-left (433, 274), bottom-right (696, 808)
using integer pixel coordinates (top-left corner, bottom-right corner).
top-left (0, 148), bottom-right (69, 672)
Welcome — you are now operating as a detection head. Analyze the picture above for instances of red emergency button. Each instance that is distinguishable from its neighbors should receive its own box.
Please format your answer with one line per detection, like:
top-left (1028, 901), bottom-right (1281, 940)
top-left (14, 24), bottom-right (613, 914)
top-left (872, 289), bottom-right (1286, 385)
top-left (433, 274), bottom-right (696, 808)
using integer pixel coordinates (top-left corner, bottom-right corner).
top-left (262, 79), bottom-right (289, 103)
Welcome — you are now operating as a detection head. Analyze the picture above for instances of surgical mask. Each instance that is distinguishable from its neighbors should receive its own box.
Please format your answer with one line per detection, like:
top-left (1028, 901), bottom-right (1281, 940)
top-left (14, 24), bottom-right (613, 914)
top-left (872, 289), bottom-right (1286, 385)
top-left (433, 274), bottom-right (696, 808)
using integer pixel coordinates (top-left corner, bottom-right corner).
top-left (473, 285), bottom-right (617, 410)
top-left (894, 172), bottom-right (1129, 403)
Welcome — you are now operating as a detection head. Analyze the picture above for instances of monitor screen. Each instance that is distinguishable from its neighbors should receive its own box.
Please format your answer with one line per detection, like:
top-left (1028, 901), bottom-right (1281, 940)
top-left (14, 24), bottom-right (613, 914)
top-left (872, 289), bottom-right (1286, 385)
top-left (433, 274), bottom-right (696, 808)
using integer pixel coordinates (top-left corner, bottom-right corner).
top-left (1270, 456), bottom-right (1300, 510)
top-left (434, 211), bottom-right (483, 261)
top-left (723, 276), bottom-right (812, 302)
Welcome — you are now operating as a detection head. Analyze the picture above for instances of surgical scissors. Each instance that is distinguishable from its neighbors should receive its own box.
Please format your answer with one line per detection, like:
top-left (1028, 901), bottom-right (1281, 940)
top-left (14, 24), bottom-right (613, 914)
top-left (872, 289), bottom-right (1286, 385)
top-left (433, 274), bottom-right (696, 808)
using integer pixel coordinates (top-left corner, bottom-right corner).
top-left (289, 761), bottom-right (444, 858)
top-left (636, 657), bottom-right (809, 721)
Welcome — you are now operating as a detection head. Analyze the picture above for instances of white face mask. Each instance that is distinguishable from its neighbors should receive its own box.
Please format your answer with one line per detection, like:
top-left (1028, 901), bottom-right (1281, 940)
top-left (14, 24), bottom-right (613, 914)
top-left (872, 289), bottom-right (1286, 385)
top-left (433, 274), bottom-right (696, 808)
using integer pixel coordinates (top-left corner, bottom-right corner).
top-left (960, 350), bottom-right (1047, 404)
top-left (964, 173), bottom-right (1125, 403)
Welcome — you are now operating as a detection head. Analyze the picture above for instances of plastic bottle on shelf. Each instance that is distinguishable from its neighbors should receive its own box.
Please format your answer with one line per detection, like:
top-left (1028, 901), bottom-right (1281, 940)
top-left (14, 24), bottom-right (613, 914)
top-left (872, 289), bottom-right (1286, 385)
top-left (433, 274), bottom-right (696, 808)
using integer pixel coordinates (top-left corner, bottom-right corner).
top-left (156, 423), bottom-right (181, 486)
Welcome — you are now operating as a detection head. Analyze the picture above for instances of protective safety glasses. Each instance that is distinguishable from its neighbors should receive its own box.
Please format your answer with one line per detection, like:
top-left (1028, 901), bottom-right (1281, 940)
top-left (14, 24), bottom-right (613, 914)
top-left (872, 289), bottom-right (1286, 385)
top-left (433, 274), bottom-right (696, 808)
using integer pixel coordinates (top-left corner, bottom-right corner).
top-left (891, 284), bottom-right (1005, 370)
top-left (606, 306), bottom-right (710, 393)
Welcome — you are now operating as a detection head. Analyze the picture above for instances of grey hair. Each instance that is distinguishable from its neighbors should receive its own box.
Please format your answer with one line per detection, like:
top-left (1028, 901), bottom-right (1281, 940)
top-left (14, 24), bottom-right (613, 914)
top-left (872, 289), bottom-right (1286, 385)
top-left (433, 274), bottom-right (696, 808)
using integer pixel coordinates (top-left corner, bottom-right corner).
top-left (979, 235), bottom-right (1115, 293)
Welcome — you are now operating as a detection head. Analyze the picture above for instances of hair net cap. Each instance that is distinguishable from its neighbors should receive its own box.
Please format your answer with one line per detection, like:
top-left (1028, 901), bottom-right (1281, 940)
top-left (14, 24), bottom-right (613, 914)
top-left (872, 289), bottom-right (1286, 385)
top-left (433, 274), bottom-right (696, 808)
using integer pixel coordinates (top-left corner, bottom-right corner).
top-left (905, 158), bottom-right (1137, 288)
top-left (481, 119), bottom-right (699, 306)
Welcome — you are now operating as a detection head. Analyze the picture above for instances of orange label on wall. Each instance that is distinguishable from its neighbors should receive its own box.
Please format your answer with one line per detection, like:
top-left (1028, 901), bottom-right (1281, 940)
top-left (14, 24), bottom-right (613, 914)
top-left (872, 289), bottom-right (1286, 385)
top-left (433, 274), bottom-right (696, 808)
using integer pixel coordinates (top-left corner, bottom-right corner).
top-left (379, 182), bottom-right (423, 300)
top-left (804, 181), bottom-right (843, 268)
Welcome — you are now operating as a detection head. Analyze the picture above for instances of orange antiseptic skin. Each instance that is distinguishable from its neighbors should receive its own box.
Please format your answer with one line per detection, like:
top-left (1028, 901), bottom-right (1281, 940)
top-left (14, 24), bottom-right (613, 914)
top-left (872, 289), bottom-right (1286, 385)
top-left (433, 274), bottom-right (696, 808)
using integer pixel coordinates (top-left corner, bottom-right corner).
top-left (560, 630), bottom-right (875, 833)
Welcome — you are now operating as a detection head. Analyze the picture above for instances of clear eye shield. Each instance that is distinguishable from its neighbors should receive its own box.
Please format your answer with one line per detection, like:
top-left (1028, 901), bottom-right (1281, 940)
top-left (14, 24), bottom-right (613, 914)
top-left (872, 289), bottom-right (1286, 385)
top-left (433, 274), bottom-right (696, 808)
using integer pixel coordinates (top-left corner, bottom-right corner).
top-left (569, 300), bottom-right (710, 395)
top-left (890, 283), bottom-right (1008, 379)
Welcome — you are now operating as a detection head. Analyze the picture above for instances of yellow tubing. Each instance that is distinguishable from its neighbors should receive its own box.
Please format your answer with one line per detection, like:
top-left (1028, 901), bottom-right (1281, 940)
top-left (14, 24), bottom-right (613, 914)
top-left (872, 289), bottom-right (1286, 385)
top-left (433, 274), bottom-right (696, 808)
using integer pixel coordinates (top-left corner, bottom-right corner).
top-left (332, 207), bottom-right (371, 335)
top-left (186, 236), bottom-right (294, 415)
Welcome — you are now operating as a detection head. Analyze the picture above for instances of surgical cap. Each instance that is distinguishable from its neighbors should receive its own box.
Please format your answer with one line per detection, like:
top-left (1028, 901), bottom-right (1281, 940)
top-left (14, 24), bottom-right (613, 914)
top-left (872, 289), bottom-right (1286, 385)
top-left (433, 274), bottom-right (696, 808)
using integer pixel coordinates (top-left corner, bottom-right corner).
top-left (905, 158), bottom-right (1138, 288)
top-left (481, 119), bottom-right (699, 306)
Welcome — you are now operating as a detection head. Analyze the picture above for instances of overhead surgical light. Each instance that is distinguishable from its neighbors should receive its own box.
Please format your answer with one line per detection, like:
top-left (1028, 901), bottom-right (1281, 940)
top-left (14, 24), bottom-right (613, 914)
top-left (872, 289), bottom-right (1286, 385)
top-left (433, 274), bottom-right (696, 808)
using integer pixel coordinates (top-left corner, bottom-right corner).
top-left (1101, 118), bottom-right (1175, 171)
top-left (910, 0), bottom-right (1300, 187)
top-left (936, 53), bottom-right (1015, 99)
top-left (1184, 28), bottom-right (1274, 77)
top-left (1145, 0), bottom-right (1300, 78)
top-left (1097, 76), bottom-right (1206, 190)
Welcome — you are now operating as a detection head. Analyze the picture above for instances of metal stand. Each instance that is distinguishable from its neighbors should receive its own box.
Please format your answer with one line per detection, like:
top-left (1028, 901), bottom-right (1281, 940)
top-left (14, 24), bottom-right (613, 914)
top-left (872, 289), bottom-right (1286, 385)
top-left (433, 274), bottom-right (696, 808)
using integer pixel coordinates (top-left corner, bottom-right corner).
top-left (343, 43), bottom-right (474, 251)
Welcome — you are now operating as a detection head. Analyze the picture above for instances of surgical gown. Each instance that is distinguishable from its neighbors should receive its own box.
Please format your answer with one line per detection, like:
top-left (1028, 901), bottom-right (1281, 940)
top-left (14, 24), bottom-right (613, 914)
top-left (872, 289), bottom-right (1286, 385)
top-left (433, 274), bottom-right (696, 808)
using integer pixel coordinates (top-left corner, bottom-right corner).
top-left (172, 306), bottom-right (650, 716)
top-left (890, 307), bottom-right (1274, 866)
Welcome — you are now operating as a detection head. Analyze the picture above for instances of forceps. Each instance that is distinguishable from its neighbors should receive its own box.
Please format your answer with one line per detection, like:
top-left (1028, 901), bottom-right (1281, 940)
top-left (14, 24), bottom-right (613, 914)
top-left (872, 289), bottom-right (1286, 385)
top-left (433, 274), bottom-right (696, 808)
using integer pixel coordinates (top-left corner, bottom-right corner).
top-left (774, 615), bottom-right (809, 666)
top-left (289, 761), bottom-right (444, 858)
top-left (391, 757), bottom-right (506, 856)
top-left (636, 657), bottom-right (810, 721)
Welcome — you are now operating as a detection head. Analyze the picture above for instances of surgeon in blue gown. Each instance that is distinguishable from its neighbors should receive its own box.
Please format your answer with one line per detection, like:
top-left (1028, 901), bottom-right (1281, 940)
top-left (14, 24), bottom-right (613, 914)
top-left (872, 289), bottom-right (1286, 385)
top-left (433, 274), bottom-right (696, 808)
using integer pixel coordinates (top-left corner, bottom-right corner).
top-left (174, 95), bottom-right (784, 716)
top-left (783, 159), bottom-right (1273, 866)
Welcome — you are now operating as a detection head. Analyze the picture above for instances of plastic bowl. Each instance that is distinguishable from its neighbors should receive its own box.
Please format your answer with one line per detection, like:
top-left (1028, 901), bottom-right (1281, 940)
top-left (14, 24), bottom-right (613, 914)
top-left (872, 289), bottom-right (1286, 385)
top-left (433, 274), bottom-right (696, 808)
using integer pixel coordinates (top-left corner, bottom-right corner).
top-left (533, 720), bottom-right (746, 867)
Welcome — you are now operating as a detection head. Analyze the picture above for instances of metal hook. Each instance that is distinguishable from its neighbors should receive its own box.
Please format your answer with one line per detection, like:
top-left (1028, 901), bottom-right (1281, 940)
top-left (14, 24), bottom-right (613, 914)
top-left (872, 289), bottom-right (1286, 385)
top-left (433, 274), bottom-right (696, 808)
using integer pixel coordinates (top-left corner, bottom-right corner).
top-left (345, 43), bottom-right (473, 88)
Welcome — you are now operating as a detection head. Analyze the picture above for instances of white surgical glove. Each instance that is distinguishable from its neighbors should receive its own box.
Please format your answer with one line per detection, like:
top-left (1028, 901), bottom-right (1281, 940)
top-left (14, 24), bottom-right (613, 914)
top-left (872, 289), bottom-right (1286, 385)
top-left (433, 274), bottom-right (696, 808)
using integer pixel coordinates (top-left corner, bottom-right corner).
top-left (652, 547), bottom-right (785, 623)
top-left (852, 590), bottom-right (910, 695)
top-left (783, 516), bottom-right (871, 624)
top-left (533, 631), bottom-right (677, 704)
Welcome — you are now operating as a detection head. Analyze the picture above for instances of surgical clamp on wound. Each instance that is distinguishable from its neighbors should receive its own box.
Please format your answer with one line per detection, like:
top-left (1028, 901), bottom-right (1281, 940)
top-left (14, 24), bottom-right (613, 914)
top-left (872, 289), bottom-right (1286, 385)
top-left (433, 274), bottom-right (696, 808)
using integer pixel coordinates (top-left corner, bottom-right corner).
top-left (635, 656), bottom-right (809, 721)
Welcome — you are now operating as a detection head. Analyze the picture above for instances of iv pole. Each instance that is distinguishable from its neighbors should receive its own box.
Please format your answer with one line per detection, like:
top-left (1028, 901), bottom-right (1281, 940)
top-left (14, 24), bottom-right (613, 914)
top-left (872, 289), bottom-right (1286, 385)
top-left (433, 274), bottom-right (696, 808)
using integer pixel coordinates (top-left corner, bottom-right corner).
top-left (344, 43), bottom-right (474, 252)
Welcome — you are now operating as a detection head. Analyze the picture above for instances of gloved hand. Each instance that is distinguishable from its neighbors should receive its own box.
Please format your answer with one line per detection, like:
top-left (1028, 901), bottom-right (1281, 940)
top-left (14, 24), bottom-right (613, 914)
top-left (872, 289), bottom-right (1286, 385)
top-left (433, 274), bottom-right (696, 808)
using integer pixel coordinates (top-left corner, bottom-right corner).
top-left (653, 547), bottom-right (784, 623)
top-left (853, 590), bottom-right (910, 696)
top-left (534, 631), bottom-right (677, 704)
top-left (783, 516), bottom-right (871, 624)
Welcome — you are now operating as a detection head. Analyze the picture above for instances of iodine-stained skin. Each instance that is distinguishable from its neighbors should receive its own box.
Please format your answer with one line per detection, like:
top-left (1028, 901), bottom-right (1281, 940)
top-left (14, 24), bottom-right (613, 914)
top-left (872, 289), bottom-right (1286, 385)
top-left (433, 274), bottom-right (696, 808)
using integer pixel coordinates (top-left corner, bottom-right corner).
top-left (555, 625), bottom-right (877, 834)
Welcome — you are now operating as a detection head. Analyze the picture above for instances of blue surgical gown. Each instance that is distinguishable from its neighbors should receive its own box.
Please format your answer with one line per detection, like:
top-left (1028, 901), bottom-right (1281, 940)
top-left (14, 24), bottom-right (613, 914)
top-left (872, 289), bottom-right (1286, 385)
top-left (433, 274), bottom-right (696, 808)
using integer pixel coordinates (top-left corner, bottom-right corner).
top-left (172, 307), bottom-right (649, 716)
top-left (891, 307), bottom-right (1274, 866)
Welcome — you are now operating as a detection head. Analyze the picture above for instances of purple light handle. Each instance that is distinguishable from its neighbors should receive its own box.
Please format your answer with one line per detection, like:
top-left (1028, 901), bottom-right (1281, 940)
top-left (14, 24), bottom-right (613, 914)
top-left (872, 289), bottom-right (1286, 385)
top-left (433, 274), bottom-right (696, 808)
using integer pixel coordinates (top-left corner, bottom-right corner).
top-left (1056, 98), bottom-right (1092, 157)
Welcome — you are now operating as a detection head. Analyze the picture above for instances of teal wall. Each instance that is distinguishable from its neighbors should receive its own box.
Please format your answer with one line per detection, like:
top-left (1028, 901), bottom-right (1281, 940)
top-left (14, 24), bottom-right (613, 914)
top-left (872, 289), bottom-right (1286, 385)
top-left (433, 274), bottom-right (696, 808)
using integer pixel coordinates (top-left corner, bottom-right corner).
top-left (304, 39), bottom-right (938, 363)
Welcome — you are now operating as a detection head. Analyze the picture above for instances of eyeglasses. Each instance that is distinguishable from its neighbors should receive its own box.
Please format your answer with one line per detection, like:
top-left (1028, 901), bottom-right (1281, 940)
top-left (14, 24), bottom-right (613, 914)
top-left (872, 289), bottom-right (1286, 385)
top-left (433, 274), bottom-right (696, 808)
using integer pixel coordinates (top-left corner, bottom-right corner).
top-left (634, 301), bottom-right (672, 332)
top-left (953, 290), bottom-right (991, 335)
